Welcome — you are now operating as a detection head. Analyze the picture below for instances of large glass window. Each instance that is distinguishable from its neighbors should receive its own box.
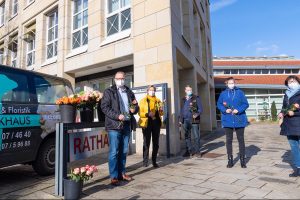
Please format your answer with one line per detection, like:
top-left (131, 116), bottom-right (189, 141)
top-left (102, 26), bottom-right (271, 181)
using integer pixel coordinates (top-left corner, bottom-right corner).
top-left (106, 0), bottom-right (131, 37)
top-left (0, 2), bottom-right (5, 26)
top-left (11, 0), bottom-right (18, 16)
top-left (34, 76), bottom-right (68, 104)
top-left (292, 69), bottom-right (299, 74)
top-left (47, 9), bottom-right (58, 59)
top-left (72, 0), bottom-right (88, 49)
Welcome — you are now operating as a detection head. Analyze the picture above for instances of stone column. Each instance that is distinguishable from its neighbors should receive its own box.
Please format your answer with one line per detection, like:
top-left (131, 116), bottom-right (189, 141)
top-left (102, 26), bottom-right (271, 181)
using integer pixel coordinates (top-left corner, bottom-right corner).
top-left (132, 0), bottom-right (181, 156)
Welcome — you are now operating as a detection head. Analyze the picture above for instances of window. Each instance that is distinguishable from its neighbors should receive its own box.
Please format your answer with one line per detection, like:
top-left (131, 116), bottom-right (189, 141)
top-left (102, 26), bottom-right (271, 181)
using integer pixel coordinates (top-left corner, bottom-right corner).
top-left (231, 69), bottom-right (238, 74)
top-left (47, 9), bottom-right (58, 59)
top-left (1, 71), bottom-right (30, 103)
top-left (285, 69), bottom-right (292, 74)
top-left (8, 34), bottom-right (18, 68)
top-left (261, 69), bottom-right (268, 74)
top-left (72, 0), bottom-right (88, 49)
top-left (34, 76), bottom-right (68, 104)
top-left (0, 48), bottom-right (4, 64)
top-left (270, 69), bottom-right (277, 74)
top-left (0, 2), bottom-right (5, 26)
top-left (180, 0), bottom-right (190, 45)
top-left (27, 0), bottom-right (34, 5)
top-left (239, 69), bottom-right (246, 74)
top-left (106, 0), bottom-right (131, 37)
top-left (292, 69), bottom-right (299, 74)
top-left (224, 69), bottom-right (230, 74)
top-left (246, 69), bottom-right (254, 74)
top-left (277, 69), bottom-right (284, 74)
top-left (254, 69), bottom-right (261, 74)
top-left (11, 0), bottom-right (18, 16)
top-left (26, 35), bottom-right (35, 67)
top-left (193, 6), bottom-right (200, 62)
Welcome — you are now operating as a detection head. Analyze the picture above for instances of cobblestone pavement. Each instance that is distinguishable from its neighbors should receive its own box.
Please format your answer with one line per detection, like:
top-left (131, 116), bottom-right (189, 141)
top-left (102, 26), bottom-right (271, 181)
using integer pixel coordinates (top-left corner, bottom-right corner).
top-left (0, 123), bottom-right (300, 199)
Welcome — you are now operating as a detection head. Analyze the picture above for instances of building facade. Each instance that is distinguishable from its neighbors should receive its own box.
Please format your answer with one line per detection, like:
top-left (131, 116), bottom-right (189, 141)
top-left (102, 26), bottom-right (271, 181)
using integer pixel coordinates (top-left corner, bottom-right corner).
top-left (213, 56), bottom-right (300, 121)
top-left (0, 0), bottom-right (216, 156)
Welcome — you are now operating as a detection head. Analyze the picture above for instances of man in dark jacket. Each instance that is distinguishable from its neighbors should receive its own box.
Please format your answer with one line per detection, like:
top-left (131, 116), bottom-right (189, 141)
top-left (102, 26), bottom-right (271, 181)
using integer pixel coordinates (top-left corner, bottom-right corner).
top-left (101, 71), bottom-right (139, 186)
top-left (180, 85), bottom-right (203, 157)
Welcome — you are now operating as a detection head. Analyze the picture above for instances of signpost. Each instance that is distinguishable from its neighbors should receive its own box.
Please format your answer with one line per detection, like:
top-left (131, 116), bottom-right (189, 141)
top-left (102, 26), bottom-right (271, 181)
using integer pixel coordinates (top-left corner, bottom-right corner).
top-left (55, 122), bottom-right (106, 197)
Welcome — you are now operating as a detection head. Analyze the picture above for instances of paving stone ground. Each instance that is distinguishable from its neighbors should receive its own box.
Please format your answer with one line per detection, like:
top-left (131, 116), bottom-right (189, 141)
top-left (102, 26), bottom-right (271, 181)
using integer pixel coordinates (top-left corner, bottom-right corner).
top-left (1, 123), bottom-right (300, 199)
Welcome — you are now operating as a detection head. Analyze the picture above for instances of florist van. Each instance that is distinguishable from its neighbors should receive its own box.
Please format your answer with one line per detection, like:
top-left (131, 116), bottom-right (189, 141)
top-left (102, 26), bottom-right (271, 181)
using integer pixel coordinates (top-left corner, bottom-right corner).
top-left (0, 65), bottom-right (73, 175)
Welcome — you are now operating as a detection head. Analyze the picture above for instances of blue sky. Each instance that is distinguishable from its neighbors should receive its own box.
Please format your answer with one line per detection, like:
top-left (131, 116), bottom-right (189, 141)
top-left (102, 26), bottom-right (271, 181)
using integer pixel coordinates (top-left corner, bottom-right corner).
top-left (210, 0), bottom-right (300, 58)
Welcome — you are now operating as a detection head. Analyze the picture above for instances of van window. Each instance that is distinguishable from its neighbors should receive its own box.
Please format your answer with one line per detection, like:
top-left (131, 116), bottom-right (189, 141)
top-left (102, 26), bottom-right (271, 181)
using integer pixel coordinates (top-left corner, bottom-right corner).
top-left (34, 76), bottom-right (68, 104)
top-left (1, 71), bottom-right (30, 103)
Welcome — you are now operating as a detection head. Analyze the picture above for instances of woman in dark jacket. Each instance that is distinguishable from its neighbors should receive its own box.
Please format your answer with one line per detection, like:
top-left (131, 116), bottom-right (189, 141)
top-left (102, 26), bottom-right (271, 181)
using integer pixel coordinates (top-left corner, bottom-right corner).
top-left (217, 77), bottom-right (249, 168)
top-left (279, 75), bottom-right (300, 177)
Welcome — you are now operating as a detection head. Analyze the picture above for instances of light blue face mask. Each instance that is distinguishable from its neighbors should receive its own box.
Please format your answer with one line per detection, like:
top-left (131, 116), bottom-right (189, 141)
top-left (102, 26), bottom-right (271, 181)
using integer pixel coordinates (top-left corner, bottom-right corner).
top-left (186, 91), bottom-right (193, 96)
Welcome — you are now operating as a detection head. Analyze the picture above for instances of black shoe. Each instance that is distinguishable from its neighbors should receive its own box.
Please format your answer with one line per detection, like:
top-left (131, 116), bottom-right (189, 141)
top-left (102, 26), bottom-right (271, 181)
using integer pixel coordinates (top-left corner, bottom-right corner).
top-left (289, 168), bottom-right (300, 177)
top-left (227, 155), bottom-right (234, 168)
top-left (153, 163), bottom-right (159, 168)
top-left (182, 151), bottom-right (190, 157)
top-left (143, 162), bottom-right (148, 167)
top-left (240, 156), bottom-right (247, 168)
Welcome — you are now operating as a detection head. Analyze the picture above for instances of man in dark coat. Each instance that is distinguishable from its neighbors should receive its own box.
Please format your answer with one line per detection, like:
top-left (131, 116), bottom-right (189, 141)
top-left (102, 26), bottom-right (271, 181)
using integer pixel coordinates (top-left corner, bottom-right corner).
top-left (101, 71), bottom-right (139, 186)
top-left (180, 85), bottom-right (203, 157)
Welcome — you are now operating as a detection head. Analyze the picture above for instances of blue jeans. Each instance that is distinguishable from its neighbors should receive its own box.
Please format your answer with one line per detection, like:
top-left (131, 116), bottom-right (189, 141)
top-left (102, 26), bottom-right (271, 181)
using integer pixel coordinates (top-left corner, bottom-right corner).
top-left (287, 135), bottom-right (300, 168)
top-left (108, 123), bottom-right (131, 179)
top-left (183, 120), bottom-right (201, 153)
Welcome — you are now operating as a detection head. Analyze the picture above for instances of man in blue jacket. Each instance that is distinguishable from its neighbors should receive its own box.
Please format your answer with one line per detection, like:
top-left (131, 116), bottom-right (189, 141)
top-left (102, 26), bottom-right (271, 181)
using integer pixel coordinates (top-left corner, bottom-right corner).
top-left (180, 85), bottom-right (203, 157)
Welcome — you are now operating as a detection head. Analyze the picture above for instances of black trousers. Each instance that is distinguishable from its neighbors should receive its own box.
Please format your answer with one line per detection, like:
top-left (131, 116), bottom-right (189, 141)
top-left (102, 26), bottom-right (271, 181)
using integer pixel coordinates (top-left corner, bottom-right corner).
top-left (142, 118), bottom-right (160, 164)
top-left (224, 127), bottom-right (245, 156)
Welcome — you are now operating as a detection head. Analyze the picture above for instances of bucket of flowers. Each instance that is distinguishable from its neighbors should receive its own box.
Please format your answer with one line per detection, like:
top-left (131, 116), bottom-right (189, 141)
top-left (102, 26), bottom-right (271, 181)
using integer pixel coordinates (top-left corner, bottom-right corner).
top-left (64, 165), bottom-right (98, 200)
top-left (78, 90), bottom-right (102, 123)
top-left (56, 95), bottom-right (81, 123)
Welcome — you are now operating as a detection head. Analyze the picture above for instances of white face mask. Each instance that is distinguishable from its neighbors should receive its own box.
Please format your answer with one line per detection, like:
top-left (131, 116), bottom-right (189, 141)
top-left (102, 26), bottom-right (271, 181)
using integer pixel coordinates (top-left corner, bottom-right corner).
top-left (227, 83), bottom-right (235, 89)
top-left (115, 79), bottom-right (125, 87)
top-left (288, 82), bottom-right (299, 90)
top-left (148, 91), bottom-right (155, 96)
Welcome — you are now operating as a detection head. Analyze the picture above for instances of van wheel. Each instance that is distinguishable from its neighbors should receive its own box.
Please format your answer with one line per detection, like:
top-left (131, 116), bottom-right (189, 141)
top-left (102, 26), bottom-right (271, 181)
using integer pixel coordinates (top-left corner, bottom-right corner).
top-left (32, 138), bottom-right (55, 176)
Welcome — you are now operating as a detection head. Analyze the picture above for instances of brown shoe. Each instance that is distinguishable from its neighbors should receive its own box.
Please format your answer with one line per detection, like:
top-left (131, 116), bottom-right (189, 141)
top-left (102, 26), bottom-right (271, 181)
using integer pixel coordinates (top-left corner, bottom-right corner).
top-left (121, 174), bottom-right (133, 181)
top-left (111, 178), bottom-right (120, 186)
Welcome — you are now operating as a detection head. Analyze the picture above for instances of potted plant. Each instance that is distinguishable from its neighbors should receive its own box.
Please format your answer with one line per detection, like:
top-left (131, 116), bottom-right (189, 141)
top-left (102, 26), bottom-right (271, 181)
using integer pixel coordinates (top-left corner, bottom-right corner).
top-left (64, 165), bottom-right (98, 200)
top-left (78, 91), bottom-right (99, 123)
top-left (56, 95), bottom-right (81, 123)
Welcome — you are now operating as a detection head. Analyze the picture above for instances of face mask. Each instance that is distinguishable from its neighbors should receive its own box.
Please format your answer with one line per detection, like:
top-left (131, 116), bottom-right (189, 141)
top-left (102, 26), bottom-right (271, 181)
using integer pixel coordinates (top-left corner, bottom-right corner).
top-left (148, 91), bottom-right (155, 96)
top-left (288, 82), bottom-right (299, 90)
top-left (186, 91), bottom-right (192, 96)
top-left (227, 84), bottom-right (235, 89)
top-left (115, 79), bottom-right (125, 87)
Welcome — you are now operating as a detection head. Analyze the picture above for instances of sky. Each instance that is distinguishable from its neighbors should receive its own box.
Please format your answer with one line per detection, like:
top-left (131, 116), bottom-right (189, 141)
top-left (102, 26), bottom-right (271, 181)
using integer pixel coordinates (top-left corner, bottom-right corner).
top-left (210, 0), bottom-right (300, 58)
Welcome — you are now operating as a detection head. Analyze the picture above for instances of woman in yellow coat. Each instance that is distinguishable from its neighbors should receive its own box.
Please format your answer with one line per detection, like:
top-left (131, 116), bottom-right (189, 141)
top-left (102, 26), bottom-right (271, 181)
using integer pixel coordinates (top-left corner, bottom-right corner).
top-left (138, 85), bottom-right (163, 168)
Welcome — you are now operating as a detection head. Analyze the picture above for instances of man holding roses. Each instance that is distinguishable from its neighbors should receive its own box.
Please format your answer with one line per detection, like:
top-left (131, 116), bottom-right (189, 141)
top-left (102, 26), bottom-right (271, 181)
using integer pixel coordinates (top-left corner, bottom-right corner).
top-left (180, 85), bottom-right (203, 157)
top-left (101, 71), bottom-right (139, 186)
